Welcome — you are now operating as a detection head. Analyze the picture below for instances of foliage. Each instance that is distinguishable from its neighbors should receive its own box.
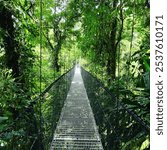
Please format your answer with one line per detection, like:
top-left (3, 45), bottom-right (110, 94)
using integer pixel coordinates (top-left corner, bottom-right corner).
top-left (0, 0), bottom-right (150, 149)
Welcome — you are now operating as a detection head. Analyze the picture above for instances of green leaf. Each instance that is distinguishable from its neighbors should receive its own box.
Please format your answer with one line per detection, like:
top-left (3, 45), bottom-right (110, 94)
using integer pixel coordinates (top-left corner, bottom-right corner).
top-left (0, 116), bottom-right (8, 123)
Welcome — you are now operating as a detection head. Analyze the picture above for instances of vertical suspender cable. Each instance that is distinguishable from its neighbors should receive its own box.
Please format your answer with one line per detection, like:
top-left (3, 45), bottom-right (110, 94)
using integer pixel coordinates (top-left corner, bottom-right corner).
top-left (116, 42), bottom-right (121, 149)
top-left (116, 1), bottom-right (123, 148)
top-left (127, 0), bottom-right (135, 87)
top-left (39, 0), bottom-right (43, 148)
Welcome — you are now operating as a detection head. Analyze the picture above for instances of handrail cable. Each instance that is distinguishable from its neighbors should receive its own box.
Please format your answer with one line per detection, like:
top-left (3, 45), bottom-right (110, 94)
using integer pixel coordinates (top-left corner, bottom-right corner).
top-left (81, 66), bottom-right (150, 132)
top-left (33, 66), bottom-right (74, 103)
top-left (29, 66), bottom-right (74, 149)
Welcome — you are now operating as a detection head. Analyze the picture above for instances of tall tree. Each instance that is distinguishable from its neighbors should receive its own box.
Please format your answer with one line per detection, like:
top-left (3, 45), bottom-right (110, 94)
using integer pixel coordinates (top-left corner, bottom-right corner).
top-left (0, 1), bottom-right (20, 79)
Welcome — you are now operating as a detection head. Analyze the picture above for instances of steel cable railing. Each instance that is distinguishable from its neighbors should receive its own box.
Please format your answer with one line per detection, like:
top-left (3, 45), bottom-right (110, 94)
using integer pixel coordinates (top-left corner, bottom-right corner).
top-left (30, 66), bottom-right (75, 149)
top-left (81, 67), bottom-right (149, 150)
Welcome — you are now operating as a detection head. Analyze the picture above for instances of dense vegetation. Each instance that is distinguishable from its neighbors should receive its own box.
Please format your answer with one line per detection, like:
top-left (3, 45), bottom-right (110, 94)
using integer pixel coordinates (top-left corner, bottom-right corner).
top-left (0, 0), bottom-right (149, 149)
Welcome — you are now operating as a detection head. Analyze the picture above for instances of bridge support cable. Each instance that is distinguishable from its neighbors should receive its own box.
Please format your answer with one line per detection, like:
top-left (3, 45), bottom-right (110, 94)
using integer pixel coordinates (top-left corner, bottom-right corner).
top-left (39, 0), bottom-right (43, 148)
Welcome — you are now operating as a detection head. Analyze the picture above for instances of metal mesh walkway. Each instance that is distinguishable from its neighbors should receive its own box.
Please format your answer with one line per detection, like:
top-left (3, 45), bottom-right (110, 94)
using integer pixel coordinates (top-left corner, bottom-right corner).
top-left (50, 66), bottom-right (103, 150)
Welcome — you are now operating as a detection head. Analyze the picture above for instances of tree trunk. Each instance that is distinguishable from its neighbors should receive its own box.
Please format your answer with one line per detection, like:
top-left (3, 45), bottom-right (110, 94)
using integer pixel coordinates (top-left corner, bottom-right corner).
top-left (0, 6), bottom-right (20, 79)
top-left (107, 0), bottom-right (118, 83)
top-left (54, 21), bottom-right (62, 72)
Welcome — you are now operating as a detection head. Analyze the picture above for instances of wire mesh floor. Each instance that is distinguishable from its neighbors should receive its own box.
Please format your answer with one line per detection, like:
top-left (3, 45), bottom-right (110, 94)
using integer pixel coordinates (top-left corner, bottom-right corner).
top-left (50, 66), bottom-right (103, 150)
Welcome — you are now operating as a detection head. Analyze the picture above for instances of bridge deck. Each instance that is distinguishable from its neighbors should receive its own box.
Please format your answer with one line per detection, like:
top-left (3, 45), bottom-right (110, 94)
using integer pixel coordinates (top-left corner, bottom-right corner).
top-left (50, 66), bottom-right (103, 150)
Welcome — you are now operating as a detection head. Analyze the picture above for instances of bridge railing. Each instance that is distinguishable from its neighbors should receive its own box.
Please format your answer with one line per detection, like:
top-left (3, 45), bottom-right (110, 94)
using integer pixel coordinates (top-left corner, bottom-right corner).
top-left (31, 66), bottom-right (75, 150)
top-left (81, 67), bottom-right (149, 150)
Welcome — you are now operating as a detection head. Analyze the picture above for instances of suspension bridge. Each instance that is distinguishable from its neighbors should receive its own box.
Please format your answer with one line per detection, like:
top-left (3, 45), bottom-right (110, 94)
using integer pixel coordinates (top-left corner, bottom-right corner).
top-left (33, 65), bottom-right (149, 150)
top-left (50, 65), bottom-right (103, 149)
